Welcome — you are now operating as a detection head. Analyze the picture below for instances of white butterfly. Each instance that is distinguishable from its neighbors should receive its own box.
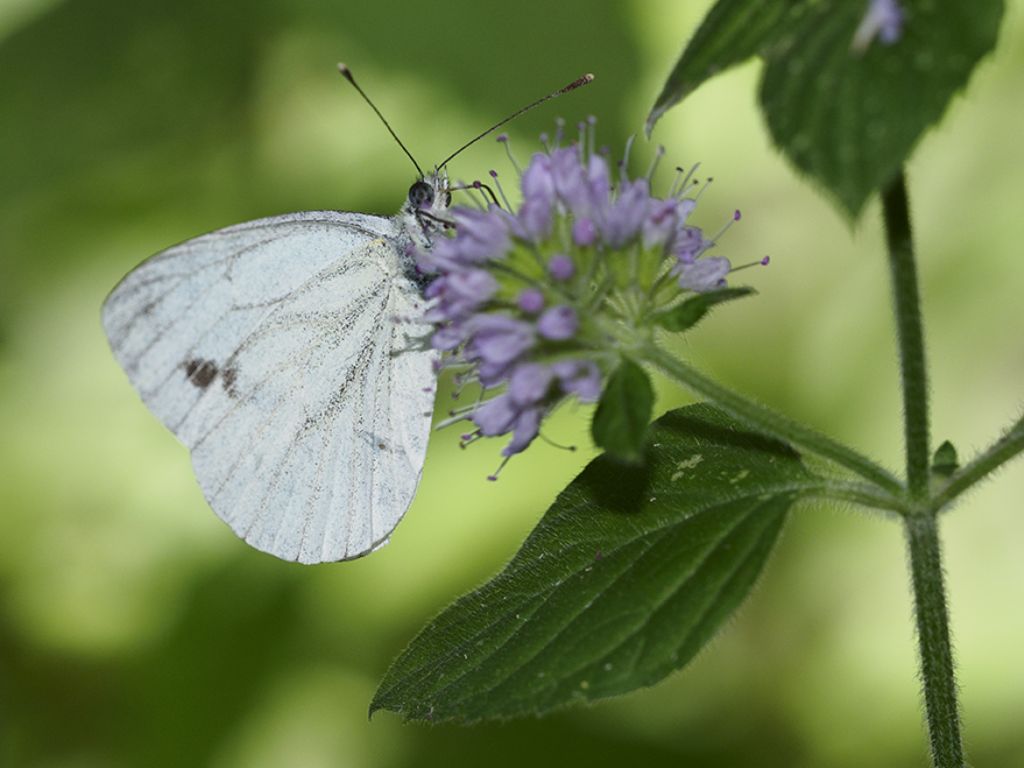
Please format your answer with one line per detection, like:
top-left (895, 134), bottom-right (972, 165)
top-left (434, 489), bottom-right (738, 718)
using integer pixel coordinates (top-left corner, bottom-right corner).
top-left (102, 66), bottom-right (591, 565)
top-left (102, 174), bottom-right (451, 564)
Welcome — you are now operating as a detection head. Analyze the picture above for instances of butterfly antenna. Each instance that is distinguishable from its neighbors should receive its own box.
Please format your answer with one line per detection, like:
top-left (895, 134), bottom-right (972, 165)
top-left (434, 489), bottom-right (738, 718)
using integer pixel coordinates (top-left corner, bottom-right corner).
top-left (437, 73), bottom-right (595, 171)
top-left (337, 63), bottom-right (425, 178)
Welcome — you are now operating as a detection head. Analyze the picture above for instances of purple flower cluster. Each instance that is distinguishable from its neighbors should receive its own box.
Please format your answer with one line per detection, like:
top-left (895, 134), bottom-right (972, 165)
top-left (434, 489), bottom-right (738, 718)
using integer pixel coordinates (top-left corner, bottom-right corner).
top-left (415, 126), bottom-right (751, 468)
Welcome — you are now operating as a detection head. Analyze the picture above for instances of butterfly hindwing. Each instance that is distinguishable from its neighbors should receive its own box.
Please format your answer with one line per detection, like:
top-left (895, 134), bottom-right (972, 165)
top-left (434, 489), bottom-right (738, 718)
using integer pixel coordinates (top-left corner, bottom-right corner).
top-left (102, 211), bottom-right (436, 563)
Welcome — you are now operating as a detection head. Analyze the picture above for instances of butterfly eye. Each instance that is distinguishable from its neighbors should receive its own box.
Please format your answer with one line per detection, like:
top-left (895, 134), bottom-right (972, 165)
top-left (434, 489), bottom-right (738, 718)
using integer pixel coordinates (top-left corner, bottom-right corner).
top-left (444, 190), bottom-right (453, 207)
top-left (408, 181), bottom-right (435, 209)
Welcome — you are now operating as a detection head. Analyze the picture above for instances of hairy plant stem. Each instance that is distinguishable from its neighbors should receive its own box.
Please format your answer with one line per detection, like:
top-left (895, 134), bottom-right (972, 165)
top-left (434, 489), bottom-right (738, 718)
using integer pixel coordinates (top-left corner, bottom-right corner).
top-left (883, 170), bottom-right (963, 768)
top-left (639, 343), bottom-right (903, 495)
top-left (805, 480), bottom-right (908, 515)
top-left (905, 515), bottom-right (964, 767)
top-left (883, 172), bottom-right (930, 500)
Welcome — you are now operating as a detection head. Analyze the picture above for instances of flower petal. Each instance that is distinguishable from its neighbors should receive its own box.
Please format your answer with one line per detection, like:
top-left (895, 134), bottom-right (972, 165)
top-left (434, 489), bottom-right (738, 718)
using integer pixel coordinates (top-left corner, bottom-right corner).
top-left (537, 306), bottom-right (579, 341)
top-left (503, 408), bottom-right (543, 456)
top-left (508, 363), bottom-right (554, 406)
top-left (678, 257), bottom-right (731, 293)
top-left (471, 395), bottom-right (518, 436)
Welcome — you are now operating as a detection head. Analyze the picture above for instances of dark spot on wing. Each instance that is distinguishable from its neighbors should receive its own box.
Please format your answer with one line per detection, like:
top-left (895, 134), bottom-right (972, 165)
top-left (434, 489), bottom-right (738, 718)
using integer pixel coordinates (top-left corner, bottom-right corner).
top-left (182, 358), bottom-right (241, 398)
top-left (183, 358), bottom-right (218, 389)
top-left (222, 366), bottom-right (239, 397)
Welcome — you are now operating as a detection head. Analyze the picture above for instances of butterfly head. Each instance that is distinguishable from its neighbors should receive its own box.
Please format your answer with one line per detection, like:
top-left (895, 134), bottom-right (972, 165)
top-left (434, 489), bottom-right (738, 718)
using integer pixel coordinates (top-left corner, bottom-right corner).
top-left (405, 171), bottom-right (451, 217)
top-left (400, 171), bottom-right (452, 254)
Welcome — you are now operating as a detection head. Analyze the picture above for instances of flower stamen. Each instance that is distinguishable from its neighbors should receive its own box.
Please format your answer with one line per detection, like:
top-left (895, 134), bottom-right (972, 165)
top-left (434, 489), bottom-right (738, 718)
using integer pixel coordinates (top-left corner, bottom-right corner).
top-left (645, 145), bottom-right (666, 182)
top-left (489, 170), bottom-right (513, 211)
top-left (692, 175), bottom-right (714, 203)
top-left (487, 456), bottom-right (511, 481)
top-left (709, 209), bottom-right (742, 244)
top-left (496, 133), bottom-right (522, 176)
top-left (670, 163), bottom-right (701, 198)
top-left (729, 255), bottom-right (772, 274)
top-left (459, 179), bottom-right (499, 208)
top-left (618, 135), bottom-right (636, 182)
top-left (539, 431), bottom-right (578, 452)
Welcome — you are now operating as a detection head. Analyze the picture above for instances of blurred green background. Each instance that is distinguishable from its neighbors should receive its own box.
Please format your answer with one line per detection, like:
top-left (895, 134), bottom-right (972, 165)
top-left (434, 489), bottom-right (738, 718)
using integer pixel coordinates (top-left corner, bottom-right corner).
top-left (2, 1), bottom-right (1023, 766)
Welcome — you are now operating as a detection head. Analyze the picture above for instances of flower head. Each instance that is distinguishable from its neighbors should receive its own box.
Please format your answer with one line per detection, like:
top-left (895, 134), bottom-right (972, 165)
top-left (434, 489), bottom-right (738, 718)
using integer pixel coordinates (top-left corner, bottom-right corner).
top-left (416, 123), bottom-right (763, 471)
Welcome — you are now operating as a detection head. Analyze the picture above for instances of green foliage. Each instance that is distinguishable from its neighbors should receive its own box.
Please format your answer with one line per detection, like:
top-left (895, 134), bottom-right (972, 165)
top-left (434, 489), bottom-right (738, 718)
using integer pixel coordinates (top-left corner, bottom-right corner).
top-left (591, 358), bottom-right (654, 464)
top-left (648, 0), bottom-right (1005, 219)
top-left (372, 404), bottom-right (816, 723)
top-left (655, 287), bottom-right (756, 333)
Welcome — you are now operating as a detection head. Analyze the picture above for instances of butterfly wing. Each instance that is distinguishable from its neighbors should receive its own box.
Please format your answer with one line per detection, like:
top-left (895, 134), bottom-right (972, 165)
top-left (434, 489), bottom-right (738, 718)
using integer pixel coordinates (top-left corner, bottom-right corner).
top-left (102, 211), bottom-right (436, 563)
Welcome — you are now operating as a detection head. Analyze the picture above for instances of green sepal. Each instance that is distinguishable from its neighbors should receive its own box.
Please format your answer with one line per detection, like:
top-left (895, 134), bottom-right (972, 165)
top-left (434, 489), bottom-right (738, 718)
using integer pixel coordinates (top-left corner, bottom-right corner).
top-left (655, 287), bottom-right (755, 333)
top-left (591, 358), bottom-right (654, 464)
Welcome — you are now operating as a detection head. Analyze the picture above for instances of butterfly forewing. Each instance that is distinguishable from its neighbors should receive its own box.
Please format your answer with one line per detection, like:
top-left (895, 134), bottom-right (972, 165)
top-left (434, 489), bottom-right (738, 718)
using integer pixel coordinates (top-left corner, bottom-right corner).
top-left (102, 211), bottom-right (436, 563)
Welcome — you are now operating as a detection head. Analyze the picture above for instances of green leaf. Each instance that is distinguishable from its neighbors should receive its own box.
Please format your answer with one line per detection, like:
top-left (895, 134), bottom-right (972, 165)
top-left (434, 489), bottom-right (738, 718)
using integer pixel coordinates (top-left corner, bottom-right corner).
top-left (647, 0), bottom-right (794, 132)
top-left (655, 287), bottom-right (756, 333)
top-left (591, 358), bottom-right (654, 464)
top-left (371, 404), bottom-right (816, 723)
top-left (648, 0), bottom-right (1005, 219)
top-left (931, 440), bottom-right (959, 477)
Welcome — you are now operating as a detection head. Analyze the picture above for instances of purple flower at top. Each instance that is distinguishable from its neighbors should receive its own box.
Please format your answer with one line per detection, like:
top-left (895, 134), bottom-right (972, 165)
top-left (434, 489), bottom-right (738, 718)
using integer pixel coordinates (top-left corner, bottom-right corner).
top-left (851, 0), bottom-right (904, 52)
